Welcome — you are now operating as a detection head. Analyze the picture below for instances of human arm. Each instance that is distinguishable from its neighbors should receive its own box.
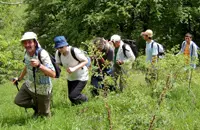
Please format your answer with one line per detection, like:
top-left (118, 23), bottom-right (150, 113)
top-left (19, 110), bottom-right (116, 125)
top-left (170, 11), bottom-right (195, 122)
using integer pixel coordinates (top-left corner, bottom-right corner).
top-left (13, 66), bottom-right (27, 84)
top-left (31, 50), bottom-right (56, 78)
top-left (151, 42), bottom-right (158, 64)
top-left (67, 48), bottom-right (88, 74)
top-left (119, 44), bottom-right (135, 65)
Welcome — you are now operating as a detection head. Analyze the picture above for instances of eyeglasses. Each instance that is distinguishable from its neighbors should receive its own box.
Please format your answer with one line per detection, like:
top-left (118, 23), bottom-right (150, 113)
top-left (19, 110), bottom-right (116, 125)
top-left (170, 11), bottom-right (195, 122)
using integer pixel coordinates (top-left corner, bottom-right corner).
top-left (57, 46), bottom-right (64, 49)
top-left (185, 36), bottom-right (191, 38)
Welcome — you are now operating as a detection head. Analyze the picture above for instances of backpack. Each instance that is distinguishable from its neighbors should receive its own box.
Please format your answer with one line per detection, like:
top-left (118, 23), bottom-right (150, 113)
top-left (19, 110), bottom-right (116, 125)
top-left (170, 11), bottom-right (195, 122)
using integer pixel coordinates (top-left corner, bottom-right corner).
top-left (151, 42), bottom-right (165, 58)
top-left (38, 48), bottom-right (61, 78)
top-left (122, 39), bottom-right (138, 58)
top-left (58, 47), bottom-right (91, 68)
top-left (23, 48), bottom-right (61, 78)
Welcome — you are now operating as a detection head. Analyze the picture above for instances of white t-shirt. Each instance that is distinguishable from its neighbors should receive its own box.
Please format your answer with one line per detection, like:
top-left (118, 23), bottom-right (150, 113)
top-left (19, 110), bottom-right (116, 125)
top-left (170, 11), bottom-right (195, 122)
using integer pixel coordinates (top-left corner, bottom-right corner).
top-left (55, 46), bottom-right (88, 81)
top-left (146, 40), bottom-right (158, 63)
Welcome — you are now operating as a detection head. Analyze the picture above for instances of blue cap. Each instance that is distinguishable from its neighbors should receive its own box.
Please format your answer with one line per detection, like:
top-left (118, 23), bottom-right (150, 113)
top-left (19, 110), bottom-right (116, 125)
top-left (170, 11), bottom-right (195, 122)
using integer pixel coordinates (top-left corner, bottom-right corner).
top-left (54, 36), bottom-right (68, 48)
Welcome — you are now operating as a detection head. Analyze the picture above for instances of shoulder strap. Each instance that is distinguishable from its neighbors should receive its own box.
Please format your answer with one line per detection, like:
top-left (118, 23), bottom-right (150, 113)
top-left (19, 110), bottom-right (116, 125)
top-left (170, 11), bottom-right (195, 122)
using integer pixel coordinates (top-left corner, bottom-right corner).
top-left (58, 51), bottom-right (63, 66)
top-left (71, 47), bottom-right (80, 62)
top-left (122, 44), bottom-right (128, 57)
top-left (151, 41), bottom-right (154, 49)
top-left (37, 48), bottom-right (43, 64)
top-left (191, 43), bottom-right (194, 57)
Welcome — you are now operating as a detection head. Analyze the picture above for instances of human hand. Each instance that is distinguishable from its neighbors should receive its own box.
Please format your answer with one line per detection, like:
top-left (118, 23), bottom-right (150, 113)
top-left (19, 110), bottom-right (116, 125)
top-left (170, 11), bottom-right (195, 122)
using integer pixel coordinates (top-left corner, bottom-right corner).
top-left (117, 60), bottom-right (124, 65)
top-left (30, 59), bottom-right (41, 68)
top-left (66, 67), bottom-right (76, 74)
top-left (12, 77), bottom-right (19, 85)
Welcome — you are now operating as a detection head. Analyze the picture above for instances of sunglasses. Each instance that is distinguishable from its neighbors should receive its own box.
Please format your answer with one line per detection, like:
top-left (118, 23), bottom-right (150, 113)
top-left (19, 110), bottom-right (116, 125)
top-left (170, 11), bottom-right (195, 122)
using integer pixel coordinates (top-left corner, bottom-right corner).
top-left (57, 46), bottom-right (64, 49)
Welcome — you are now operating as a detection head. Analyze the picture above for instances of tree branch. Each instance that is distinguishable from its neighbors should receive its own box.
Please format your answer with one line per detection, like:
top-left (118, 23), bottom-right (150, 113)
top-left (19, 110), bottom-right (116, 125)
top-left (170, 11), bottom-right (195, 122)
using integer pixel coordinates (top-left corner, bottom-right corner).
top-left (0, 1), bottom-right (23, 5)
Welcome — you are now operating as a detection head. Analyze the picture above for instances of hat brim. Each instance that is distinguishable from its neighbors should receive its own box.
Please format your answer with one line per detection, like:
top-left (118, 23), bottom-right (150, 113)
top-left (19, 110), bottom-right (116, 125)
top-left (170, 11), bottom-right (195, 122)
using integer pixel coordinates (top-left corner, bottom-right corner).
top-left (141, 32), bottom-right (148, 36)
top-left (54, 44), bottom-right (68, 49)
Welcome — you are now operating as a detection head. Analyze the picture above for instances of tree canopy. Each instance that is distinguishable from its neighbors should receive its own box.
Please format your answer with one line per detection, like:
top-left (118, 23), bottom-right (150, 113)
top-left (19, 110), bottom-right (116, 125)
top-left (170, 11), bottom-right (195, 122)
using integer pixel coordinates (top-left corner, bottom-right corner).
top-left (23, 0), bottom-right (200, 52)
top-left (1, 0), bottom-right (200, 83)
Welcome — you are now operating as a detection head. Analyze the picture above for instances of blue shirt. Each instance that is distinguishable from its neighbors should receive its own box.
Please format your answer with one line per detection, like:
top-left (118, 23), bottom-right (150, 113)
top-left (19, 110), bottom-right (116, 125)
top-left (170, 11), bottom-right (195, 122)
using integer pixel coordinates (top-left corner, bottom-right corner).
top-left (146, 40), bottom-right (158, 63)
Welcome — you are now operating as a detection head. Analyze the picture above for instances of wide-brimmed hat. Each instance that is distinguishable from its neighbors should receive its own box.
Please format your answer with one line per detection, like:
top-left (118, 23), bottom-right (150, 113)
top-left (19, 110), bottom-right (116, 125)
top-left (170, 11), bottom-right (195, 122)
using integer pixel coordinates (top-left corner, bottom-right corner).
top-left (141, 29), bottom-right (153, 38)
top-left (21, 32), bottom-right (41, 48)
top-left (54, 36), bottom-right (68, 48)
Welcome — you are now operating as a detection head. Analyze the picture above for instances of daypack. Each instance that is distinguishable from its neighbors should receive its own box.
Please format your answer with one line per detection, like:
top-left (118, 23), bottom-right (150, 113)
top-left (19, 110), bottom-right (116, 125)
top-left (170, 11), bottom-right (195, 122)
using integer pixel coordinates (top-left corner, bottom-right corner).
top-left (23, 48), bottom-right (61, 78)
top-left (122, 39), bottom-right (138, 58)
top-left (58, 47), bottom-right (91, 68)
top-left (151, 42), bottom-right (165, 58)
top-left (38, 48), bottom-right (61, 78)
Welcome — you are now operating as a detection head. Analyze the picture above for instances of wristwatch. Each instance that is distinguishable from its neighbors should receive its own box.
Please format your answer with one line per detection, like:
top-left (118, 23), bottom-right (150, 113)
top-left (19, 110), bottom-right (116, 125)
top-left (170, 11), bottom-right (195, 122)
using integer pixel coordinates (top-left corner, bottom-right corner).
top-left (37, 62), bottom-right (41, 68)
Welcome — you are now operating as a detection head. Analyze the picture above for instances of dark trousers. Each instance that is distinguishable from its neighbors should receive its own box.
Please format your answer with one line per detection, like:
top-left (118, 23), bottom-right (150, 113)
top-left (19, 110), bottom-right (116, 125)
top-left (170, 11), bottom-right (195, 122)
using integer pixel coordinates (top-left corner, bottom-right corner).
top-left (68, 80), bottom-right (88, 105)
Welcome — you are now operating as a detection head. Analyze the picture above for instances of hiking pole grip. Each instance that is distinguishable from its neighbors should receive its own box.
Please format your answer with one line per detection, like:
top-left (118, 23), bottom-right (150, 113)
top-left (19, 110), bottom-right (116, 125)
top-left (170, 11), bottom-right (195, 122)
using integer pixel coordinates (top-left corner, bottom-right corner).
top-left (12, 78), bottom-right (19, 91)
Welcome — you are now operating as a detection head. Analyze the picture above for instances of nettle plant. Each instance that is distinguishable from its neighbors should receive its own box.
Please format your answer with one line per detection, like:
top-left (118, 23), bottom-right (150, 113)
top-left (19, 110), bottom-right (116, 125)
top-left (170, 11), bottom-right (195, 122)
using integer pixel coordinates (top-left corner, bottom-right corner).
top-left (132, 45), bottom-right (198, 129)
top-left (81, 40), bottom-right (115, 95)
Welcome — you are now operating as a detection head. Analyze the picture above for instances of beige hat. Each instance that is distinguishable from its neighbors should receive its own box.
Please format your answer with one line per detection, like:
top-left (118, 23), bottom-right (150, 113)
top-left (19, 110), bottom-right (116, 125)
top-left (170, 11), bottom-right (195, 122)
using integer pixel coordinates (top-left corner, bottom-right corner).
top-left (141, 29), bottom-right (153, 38)
top-left (21, 32), bottom-right (41, 48)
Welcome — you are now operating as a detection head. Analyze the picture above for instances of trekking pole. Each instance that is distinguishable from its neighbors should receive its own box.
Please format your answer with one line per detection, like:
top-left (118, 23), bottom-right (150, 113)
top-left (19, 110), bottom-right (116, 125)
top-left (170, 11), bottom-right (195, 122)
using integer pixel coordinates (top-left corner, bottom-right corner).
top-left (32, 67), bottom-right (38, 114)
top-left (13, 78), bottom-right (20, 91)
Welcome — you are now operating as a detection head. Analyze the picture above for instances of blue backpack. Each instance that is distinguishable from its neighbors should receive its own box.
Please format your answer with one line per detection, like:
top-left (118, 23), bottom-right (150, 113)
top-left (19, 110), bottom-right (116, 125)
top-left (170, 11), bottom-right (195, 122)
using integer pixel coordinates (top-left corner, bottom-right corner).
top-left (58, 47), bottom-right (91, 68)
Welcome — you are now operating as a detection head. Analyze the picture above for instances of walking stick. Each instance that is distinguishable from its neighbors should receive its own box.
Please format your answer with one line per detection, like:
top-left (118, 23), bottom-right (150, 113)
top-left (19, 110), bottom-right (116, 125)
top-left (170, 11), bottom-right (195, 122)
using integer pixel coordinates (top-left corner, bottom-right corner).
top-left (32, 67), bottom-right (38, 114)
top-left (13, 79), bottom-right (20, 91)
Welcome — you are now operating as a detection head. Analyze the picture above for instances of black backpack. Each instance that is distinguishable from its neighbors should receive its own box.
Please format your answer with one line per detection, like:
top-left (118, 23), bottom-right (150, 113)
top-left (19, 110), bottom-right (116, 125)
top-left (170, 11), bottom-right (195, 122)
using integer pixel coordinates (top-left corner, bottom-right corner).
top-left (38, 48), bottom-right (61, 78)
top-left (122, 39), bottom-right (138, 58)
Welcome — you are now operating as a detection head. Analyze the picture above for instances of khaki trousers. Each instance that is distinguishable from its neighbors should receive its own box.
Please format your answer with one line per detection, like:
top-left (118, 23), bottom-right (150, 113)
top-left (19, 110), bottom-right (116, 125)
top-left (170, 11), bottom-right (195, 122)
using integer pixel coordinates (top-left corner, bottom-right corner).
top-left (14, 83), bottom-right (51, 116)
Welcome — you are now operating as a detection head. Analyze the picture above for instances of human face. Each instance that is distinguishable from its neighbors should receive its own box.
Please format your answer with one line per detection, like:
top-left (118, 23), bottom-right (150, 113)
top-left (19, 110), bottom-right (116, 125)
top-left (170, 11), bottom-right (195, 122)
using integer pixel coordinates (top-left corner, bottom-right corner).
top-left (142, 34), bottom-right (149, 41)
top-left (57, 46), bottom-right (67, 54)
top-left (23, 39), bottom-right (36, 56)
top-left (112, 41), bottom-right (120, 48)
top-left (185, 35), bottom-right (192, 44)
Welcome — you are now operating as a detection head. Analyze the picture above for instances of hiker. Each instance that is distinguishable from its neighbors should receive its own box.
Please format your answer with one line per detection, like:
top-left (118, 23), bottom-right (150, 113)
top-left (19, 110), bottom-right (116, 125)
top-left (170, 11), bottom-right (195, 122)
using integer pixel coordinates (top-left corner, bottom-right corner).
top-left (13, 32), bottom-right (56, 117)
top-left (141, 29), bottom-right (158, 84)
top-left (91, 37), bottom-right (114, 96)
top-left (179, 33), bottom-right (198, 69)
top-left (110, 34), bottom-right (135, 91)
top-left (54, 36), bottom-right (88, 105)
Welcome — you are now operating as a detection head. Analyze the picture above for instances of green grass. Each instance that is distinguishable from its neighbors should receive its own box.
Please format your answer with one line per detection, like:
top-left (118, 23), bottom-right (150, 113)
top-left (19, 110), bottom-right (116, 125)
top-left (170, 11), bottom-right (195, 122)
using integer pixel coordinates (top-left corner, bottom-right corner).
top-left (1, 70), bottom-right (200, 130)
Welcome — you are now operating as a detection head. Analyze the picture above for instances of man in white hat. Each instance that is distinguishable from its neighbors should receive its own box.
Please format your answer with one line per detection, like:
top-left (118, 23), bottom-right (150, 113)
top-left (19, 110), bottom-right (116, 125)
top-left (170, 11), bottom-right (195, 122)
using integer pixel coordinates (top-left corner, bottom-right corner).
top-left (110, 34), bottom-right (135, 91)
top-left (13, 32), bottom-right (56, 117)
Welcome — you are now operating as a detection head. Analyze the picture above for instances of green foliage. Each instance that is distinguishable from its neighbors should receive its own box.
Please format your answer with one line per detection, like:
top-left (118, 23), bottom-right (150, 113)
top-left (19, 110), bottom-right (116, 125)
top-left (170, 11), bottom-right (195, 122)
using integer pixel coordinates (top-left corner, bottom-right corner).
top-left (1, 48), bottom-right (200, 129)
top-left (23, 0), bottom-right (200, 53)
top-left (0, 2), bottom-right (25, 83)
